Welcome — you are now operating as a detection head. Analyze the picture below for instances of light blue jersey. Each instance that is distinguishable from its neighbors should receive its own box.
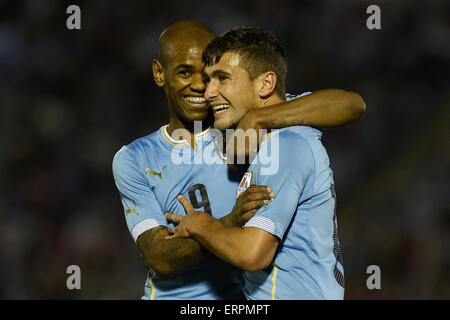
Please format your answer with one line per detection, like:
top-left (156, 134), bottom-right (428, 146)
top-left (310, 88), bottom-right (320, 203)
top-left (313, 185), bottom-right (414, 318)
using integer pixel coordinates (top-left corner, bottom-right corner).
top-left (112, 125), bottom-right (244, 300)
top-left (240, 126), bottom-right (345, 300)
top-left (112, 93), bottom-right (310, 299)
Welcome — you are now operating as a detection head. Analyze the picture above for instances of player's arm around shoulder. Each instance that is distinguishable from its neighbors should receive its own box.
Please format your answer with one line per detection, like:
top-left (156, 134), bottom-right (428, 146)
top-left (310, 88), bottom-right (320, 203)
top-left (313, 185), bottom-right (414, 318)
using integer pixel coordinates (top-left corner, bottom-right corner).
top-left (237, 89), bottom-right (366, 131)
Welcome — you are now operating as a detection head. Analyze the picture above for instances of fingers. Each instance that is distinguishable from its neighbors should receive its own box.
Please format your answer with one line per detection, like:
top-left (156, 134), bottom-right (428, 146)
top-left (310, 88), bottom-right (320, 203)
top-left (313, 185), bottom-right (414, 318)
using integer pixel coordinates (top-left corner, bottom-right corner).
top-left (165, 227), bottom-right (190, 240)
top-left (165, 212), bottom-right (182, 224)
top-left (165, 227), bottom-right (181, 240)
top-left (244, 191), bottom-right (276, 202)
top-left (236, 185), bottom-right (275, 214)
top-left (241, 200), bottom-right (271, 212)
top-left (165, 232), bottom-right (181, 240)
top-left (239, 185), bottom-right (275, 202)
top-left (247, 185), bottom-right (272, 193)
top-left (165, 227), bottom-right (176, 239)
top-left (240, 209), bottom-right (258, 222)
top-left (238, 185), bottom-right (272, 198)
top-left (177, 195), bottom-right (195, 214)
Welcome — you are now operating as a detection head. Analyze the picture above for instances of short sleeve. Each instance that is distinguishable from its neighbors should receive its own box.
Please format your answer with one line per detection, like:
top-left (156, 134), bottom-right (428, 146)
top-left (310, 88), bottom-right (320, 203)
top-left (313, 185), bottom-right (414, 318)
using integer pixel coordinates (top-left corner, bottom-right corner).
top-left (285, 91), bottom-right (312, 101)
top-left (243, 131), bottom-right (315, 239)
top-left (112, 146), bottom-right (167, 242)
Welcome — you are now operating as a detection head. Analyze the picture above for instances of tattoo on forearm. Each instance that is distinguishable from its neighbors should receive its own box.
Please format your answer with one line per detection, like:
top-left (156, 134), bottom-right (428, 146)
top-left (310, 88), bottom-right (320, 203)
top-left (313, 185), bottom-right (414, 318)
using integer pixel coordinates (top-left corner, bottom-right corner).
top-left (140, 226), bottom-right (160, 249)
top-left (139, 227), bottom-right (207, 272)
top-left (165, 237), bottom-right (206, 269)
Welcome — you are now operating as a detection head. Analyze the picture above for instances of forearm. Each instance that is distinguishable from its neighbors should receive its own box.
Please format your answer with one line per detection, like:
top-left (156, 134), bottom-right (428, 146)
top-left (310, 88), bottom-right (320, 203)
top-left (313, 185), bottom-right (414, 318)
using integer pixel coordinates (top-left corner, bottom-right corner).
top-left (258, 89), bottom-right (366, 128)
top-left (189, 214), bottom-right (250, 269)
top-left (137, 226), bottom-right (209, 276)
top-left (187, 213), bottom-right (277, 272)
top-left (142, 207), bottom-right (257, 275)
top-left (218, 213), bottom-right (240, 228)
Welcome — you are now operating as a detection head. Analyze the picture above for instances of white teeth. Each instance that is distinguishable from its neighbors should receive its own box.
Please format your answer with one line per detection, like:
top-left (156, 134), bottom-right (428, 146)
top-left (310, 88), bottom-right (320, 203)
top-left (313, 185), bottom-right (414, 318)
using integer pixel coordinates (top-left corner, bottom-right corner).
top-left (184, 96), bottom-right (207, 104)
top-left (213, 104), bottom-right (230, 112)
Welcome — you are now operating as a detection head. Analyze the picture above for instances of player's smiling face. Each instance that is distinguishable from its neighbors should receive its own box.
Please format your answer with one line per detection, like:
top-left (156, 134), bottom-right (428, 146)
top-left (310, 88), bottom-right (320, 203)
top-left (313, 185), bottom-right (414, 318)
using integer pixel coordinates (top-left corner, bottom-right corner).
top-left (162, 41), bottom-right (210, 122)
top-left (204, 51), bottom-right (259, 131)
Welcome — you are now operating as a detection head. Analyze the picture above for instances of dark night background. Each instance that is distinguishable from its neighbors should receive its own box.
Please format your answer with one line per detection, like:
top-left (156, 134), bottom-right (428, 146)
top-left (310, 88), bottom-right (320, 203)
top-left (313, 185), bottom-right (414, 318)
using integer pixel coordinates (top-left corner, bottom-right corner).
top-left (1, 0), bottom-right (449, 299)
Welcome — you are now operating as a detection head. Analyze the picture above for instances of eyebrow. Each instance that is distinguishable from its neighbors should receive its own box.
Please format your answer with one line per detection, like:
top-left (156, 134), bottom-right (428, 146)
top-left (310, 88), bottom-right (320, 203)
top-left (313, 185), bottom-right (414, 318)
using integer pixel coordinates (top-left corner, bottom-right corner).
top-left (210, 70), bottom-right (231, 78)
top-left (174, 64), bottom-right (195, 71)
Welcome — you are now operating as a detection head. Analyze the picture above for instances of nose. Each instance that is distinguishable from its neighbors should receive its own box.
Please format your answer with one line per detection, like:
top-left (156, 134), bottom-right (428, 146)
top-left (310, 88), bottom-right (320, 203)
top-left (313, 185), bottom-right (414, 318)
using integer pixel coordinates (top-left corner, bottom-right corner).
top-left (205, 78), bottom-right (218, 101)
top-left (190, 73), bottom-right (206, 92)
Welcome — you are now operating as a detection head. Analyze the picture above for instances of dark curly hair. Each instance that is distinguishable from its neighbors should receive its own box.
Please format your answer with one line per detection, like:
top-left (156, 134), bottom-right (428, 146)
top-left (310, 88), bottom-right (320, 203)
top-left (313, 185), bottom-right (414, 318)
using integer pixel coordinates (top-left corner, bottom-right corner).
top-left (203, 27), bottom-right (287, 99)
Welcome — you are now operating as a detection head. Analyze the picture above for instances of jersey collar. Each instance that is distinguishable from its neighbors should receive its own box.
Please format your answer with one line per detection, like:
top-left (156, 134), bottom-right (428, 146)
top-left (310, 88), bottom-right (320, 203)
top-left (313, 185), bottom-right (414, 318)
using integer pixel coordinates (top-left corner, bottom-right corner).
top-left (160, 125), bottom-right (212, 148)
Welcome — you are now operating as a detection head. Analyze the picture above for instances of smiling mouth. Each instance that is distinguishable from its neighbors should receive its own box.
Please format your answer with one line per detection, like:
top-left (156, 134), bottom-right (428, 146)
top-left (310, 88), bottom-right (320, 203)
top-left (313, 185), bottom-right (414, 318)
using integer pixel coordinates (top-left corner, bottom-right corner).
top-left (184, 96), bottom-right (208, 108)
top-left (212, 104), bottom-right (230, 114)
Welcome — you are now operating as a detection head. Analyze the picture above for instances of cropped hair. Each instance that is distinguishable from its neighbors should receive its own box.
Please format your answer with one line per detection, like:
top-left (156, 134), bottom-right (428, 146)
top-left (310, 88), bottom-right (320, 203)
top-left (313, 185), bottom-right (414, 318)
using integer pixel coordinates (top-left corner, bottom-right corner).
top-left (203, 27), bottom-right (287, 98)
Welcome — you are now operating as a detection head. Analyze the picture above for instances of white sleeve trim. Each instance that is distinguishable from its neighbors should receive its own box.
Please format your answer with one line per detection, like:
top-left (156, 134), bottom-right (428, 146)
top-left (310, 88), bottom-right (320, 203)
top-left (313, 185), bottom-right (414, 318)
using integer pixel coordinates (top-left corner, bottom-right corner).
top-left (131, 219), bottom-right (161, 242)
top-left (243, 216), bottom-right (276, 235)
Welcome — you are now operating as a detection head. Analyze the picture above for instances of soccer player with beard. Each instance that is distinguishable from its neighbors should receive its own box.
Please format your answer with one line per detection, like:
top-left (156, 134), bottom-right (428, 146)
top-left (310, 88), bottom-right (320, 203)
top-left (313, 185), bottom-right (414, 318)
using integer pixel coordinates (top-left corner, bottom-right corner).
top-left (113, 21), bottom-right (364, 299)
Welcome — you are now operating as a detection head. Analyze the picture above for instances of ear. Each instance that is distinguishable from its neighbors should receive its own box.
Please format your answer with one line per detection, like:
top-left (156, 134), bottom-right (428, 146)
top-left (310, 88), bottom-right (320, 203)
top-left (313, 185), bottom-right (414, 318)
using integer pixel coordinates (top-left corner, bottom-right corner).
top-left (257, 71), bottom-right (277, 99)
top-left (152, 59), bottom-right (165, 87)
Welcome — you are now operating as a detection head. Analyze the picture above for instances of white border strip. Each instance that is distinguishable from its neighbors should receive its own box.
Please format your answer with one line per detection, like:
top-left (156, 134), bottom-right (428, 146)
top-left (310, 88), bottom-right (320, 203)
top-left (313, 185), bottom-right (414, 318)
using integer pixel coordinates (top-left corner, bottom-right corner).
top-left (163, 124), bottom-right (211, 144)
top-left (163, 125), bottom-right (186, 144)
top-left (131, 218), bottom-right (160, 242)
top-left (244, 216), bottom-right (276, 235)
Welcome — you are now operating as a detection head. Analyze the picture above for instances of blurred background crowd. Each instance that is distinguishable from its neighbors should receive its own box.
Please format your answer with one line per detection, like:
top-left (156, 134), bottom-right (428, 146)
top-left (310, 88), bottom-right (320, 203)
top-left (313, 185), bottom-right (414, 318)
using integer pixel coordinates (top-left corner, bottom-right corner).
top-left (0, 0), bottom-right (449, 299)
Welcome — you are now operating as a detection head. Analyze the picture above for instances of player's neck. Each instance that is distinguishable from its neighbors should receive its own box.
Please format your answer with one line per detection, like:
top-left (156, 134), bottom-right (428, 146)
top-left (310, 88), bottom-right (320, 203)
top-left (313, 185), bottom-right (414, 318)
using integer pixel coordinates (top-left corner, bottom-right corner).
top-left (259, 94), bottom-right (285, 108)
top-left (167, 114), bottom-right (211, 151)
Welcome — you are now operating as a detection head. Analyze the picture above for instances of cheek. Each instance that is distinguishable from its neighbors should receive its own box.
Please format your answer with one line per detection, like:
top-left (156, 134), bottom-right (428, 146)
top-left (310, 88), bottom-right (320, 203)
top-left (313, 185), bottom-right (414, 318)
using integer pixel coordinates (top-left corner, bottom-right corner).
top-left (234, 87), bottom-right (255, 112)
top-left (168, 77), bottom-right (188, 92)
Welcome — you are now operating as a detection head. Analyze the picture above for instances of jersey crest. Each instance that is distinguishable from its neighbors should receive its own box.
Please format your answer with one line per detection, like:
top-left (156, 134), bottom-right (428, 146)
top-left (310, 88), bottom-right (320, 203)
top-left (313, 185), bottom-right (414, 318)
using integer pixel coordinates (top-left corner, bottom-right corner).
top-left (236, 171), bottom-right (253, 198)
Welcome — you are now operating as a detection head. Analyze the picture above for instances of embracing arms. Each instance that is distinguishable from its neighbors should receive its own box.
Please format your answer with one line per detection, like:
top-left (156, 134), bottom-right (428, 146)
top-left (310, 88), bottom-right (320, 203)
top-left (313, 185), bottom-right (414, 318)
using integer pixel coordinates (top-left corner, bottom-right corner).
top-left (137, 185), bottom-right (274, 276)
top-left (165, 132), bottom-right (318, 272)
top-left (113, 143), bottom-right (275, 278)
top-left (166, 196), bottom-right (278, 272)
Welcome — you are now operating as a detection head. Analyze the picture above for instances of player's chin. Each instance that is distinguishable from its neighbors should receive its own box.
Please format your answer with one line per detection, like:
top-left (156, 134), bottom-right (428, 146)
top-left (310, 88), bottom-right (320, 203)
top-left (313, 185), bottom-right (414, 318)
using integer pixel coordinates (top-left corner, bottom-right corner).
top-left (179, 100), bottom-right (209, 120)
top-left (185, 110), bottom-right (209, 122)
top-left (214, 118), bottom-right (236, 131)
